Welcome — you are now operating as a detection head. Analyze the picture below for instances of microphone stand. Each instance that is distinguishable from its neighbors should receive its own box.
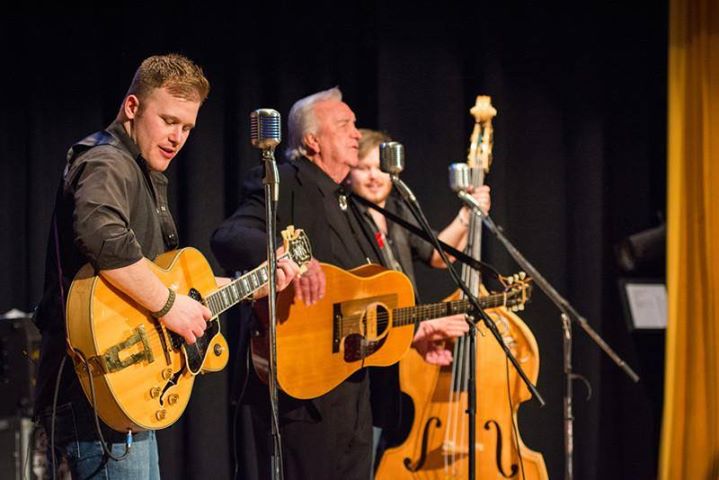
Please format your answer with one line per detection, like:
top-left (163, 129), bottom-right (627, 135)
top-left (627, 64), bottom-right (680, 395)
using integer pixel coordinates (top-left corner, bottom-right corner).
top-left (464, 206), bottom-right (640, 480)
top-left (391, 175), bottom-right (545, 480)
top-left (262, 148), bottom-right (283, 480)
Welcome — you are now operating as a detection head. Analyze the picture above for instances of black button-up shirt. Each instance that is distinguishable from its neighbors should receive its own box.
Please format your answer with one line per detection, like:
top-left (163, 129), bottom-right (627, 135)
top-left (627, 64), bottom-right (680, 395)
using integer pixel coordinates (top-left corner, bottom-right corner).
top-left (34, 121), bottom-right (178, 435)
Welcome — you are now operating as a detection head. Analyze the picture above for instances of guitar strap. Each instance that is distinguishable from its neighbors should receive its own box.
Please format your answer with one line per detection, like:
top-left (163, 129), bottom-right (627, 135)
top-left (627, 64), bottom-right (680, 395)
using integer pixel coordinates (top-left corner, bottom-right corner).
top-left (349, 194), bottom-right (501, 281)
top-left (340, 186), bottom-right (384, 264)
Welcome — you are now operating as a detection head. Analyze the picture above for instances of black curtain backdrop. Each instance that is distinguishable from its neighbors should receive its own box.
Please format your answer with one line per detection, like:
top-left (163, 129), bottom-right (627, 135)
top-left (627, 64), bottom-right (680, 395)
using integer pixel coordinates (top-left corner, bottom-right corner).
top-left (1, 2), bottom-right (667, 479)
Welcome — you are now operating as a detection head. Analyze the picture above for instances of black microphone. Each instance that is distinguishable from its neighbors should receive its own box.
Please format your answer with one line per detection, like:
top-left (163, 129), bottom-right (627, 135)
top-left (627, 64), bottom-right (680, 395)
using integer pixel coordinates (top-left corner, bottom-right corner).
top-left (250, 109), bottom-right (281, 151)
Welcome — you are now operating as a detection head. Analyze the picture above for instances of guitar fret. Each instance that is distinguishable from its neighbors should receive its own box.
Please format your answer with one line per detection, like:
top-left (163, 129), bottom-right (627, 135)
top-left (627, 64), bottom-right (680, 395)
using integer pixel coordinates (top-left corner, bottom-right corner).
top-left (215, 294), bottom-right (225, 311)
top-left (239, 277), bottom-right (250, 294)
top-left (208, 295), bottom-right (219, 316)
top-left (258, 267), bottom-right (268, 284)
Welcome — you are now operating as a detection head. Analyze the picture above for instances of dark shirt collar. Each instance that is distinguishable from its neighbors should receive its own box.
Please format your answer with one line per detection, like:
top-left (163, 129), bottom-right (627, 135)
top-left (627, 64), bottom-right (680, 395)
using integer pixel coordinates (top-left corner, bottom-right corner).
top-left (106, 120), bottom-right (167, 184)
top-left (294, 156), bottom-right (348, 198)
top-left (106, 120), bottom-right (141, 160)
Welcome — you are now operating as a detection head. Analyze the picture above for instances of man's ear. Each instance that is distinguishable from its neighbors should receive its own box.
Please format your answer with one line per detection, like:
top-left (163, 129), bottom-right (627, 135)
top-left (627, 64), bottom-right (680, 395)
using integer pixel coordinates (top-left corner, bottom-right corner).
top-left (122, 95), bottom-right (141, 120)
top-left (303, 132), bottom-right (320, 156)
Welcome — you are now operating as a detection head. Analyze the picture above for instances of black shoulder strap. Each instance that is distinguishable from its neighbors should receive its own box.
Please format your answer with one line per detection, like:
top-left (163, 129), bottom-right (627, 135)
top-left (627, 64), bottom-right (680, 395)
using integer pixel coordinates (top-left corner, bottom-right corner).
top-left (349, 193), bottom-right (501, 280)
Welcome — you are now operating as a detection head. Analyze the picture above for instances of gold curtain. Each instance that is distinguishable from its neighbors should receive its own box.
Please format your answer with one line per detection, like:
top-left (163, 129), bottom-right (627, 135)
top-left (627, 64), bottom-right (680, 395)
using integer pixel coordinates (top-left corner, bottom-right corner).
top-left (660, 0), bottom-right (719, 478)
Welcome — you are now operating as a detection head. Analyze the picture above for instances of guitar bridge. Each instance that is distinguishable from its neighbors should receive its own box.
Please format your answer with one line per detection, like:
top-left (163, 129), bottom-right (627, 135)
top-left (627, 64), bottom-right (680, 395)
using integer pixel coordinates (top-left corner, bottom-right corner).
top-left (95, 325), bottom-right (155, 373)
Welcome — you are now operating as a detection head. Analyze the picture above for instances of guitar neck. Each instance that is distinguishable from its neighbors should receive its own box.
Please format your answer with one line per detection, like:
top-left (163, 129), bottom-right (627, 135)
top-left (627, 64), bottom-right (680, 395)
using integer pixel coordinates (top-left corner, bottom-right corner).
top-left (391, 292), bottom-right (511, 327)
top-left (204, 253), bottom-right (289, 317)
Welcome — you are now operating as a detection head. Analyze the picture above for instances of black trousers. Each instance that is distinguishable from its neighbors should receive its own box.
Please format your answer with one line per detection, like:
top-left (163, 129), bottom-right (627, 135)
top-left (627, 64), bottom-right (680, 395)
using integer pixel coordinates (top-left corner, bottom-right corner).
top-left (237, 374), bottom-right (373, 480)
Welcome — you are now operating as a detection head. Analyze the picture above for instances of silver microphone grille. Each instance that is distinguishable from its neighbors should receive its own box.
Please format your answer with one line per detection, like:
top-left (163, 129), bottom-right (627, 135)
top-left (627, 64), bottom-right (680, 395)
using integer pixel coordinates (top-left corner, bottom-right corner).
top-left (250, 109), bottom-right (281, 150)
top-left (379, 141), bottom-right (405, 175)
top-left (448, 163), bottom-right (471, 192)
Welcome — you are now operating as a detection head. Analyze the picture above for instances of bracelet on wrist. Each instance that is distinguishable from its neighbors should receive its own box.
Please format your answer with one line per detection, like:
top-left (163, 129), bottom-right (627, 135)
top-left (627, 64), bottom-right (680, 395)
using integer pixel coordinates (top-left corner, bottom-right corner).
top-left (151, 288), bottom-right (176, 318)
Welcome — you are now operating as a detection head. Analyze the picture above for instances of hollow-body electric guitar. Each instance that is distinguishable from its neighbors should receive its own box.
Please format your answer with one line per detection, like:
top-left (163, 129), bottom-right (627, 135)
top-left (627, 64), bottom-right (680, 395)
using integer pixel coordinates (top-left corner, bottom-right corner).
top-left (66, 226), bottom-right (312, 432)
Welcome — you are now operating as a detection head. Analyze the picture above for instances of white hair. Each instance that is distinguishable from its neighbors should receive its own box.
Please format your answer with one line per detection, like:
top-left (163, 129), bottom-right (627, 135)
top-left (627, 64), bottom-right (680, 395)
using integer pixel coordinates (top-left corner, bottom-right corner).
top-left (285, 87), bottom-right (343, 161)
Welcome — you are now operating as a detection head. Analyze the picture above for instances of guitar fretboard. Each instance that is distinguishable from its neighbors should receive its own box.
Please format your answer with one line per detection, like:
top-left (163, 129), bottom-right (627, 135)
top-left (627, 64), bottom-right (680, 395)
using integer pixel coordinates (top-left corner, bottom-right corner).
top-left (204, 253), bottom-right (289, 317)
top-left (392, 292), bottom-right (513, 327)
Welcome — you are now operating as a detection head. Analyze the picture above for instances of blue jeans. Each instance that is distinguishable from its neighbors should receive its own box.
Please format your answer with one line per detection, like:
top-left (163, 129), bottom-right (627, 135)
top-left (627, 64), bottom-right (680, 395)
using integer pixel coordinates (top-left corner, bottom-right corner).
top-left (371, 426), bottom-right (382, 478)
top-left (41, 402), bottom-right (160, 480)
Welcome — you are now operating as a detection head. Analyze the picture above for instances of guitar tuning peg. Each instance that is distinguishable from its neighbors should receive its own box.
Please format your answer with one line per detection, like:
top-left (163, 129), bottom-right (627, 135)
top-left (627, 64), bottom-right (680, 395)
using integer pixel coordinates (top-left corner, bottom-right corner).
top-left (510, 305), bottom-right (517, 312)
top-left (507, 276), bottom-right (514, 285)
top-left (519, 272), bottom-right (526, 280)
top-left (518, 304), bottom-right (525, 311)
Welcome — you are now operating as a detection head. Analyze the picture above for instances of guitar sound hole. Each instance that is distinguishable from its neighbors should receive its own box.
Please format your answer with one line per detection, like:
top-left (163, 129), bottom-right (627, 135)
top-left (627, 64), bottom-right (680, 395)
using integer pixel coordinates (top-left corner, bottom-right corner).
top-left (361, 303), bottom-right (389, 340)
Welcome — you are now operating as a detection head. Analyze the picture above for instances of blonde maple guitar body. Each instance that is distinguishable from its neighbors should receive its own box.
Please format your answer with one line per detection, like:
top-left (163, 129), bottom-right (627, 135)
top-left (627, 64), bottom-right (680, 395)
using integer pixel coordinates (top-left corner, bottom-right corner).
top-left (66, 248), bottom-right (228, 432)
top-left (66, 227), bottom-right (313, 432)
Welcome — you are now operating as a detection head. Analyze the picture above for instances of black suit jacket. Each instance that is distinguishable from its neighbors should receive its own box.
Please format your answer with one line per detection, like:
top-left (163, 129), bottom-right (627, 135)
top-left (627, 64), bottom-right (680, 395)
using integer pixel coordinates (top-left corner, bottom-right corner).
top-left (212, 157), bottom-right (388, 422)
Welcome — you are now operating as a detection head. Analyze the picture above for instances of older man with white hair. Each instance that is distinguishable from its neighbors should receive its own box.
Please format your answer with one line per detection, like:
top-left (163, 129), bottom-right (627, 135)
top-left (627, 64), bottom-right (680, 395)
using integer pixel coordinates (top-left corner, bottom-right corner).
top-left (212, 87), bottom-right (384, 480)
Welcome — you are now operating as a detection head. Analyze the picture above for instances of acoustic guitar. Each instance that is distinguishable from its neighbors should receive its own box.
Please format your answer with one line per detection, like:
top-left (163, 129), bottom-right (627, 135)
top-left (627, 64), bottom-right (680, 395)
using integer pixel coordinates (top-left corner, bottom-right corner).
top-left (66, 226), bottom-right (312, 432)
top-left (252, 263), bottom-right (532, 399)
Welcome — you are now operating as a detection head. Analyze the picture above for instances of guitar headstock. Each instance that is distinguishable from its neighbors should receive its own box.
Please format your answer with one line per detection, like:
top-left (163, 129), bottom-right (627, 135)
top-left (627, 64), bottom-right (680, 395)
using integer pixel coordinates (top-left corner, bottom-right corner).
top-left (281, 226), bottom-right (313, 274)
top-left (498, 271), bottom-right (533, 312)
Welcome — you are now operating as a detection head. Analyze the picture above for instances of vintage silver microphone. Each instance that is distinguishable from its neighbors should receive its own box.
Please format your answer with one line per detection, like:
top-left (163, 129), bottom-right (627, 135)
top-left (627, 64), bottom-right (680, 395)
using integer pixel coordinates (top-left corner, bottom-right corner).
top-left (379, 141), bottom-right (404, 175)
top-left (448, 162), bottom-right (471, 192)
top-left (250, 108), bottom-right (281, 150)
top-left (379, 141), bottom-right (416, 202)
top-left (449, 163), bottom-right (487, 217)
top-left (250, 109), bottom-right (281, 202)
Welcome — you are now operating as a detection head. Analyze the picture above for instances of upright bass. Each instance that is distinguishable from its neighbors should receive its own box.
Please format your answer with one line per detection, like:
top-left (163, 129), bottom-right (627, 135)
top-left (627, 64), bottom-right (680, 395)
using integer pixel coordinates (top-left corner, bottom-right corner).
top-left (375, 96), bottom-right (548, 479)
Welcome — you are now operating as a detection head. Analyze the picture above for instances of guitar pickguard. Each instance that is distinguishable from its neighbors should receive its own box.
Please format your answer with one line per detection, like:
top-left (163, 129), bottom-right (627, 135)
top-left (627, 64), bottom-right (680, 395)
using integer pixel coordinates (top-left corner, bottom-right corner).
top-left (182, 318), bottom-right (220, 374)
top-left (168, 288), bottom-right (221, 375)
top-left (334, 296), bottom-right (395, 362)
top-left (343, 334), bottom-right (387, 362)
